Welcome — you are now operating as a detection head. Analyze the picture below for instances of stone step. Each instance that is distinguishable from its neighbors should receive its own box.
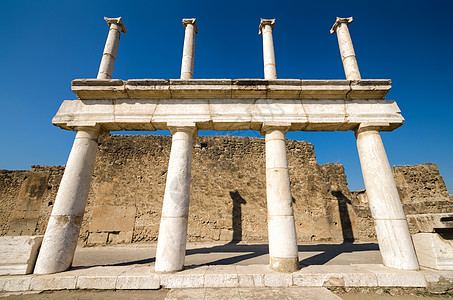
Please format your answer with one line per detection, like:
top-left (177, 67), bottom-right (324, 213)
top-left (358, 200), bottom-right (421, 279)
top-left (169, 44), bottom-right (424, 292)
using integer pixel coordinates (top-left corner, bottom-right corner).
top-left (1, 264), bottom-right (452, 292)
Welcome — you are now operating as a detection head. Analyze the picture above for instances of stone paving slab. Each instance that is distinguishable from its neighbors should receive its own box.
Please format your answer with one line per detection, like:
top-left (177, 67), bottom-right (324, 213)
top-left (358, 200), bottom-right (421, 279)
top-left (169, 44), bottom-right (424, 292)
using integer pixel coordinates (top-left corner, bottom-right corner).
top-left (165, 287), bottom-right (342, 299)
top-left (1, 264), bottom-right (452, 292)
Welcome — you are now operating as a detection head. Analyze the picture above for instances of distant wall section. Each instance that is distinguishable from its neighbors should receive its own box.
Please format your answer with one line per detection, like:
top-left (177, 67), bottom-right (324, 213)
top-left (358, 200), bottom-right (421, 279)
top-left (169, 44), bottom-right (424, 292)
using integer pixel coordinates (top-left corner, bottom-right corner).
top-left (1, 135), bottom-right (451, 245)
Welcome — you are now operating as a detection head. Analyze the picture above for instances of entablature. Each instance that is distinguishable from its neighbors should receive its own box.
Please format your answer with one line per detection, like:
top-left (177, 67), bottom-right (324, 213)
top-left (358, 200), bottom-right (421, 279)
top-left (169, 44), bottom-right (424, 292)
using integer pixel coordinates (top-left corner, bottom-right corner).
top-left (53, 78), bottom-right (403, 133)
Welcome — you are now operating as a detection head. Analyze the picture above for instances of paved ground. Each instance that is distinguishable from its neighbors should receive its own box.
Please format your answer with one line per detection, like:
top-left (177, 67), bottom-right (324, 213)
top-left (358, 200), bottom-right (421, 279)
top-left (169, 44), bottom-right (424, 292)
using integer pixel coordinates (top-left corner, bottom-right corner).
top-left (1, 288), bottom-right (452, 299)
top-left (72, 241), bottom-right (383, 268)
top-left (1, 242), bottom-right (452, 299)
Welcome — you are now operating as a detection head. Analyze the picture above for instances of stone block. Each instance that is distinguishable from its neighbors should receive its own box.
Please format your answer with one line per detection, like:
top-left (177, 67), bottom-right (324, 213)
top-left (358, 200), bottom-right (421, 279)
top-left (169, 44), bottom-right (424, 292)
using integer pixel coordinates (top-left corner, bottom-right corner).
top-left (115, 265), bottom-right (160, 289)
top-left (87, 232), bottom-right (108, 245)
top-left (0, 276), bottom-right (31, 292)
top-left (359, 264), bottom-right (426, 287)
top-left (160, 266), bottom-right (207, 288)
top-left (263, 272), bottom-right (293, 287)
top-left (30, 275), bottom-right (77, 290)
top-left (413, 233), bottom-right (453, 270)
top-left (407, 213), bottom-right (453, 233)
top-left (0, 236), bottom-right (43, 275)
top-left (89, 205), bottom-right (136, 232)
top-left (204, 265), bottom-right (239, 287)
top-left (76, 276), bottom-right (117, 289)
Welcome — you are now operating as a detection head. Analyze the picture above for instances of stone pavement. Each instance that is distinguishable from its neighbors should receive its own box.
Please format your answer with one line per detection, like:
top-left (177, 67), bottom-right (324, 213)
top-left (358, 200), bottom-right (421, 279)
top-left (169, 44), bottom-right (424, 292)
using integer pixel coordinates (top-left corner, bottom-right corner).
top-left (1, 242), bottom-right (452, 296)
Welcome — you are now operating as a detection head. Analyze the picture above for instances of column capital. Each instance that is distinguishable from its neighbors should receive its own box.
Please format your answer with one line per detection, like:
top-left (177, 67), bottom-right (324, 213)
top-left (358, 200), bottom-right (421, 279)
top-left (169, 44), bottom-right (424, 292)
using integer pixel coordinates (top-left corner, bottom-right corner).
top-left (104, 17), bottom-right (128, 33)
top-left (330, 16), bottom-right (353, 34)
top-left (260, 122), bottom-right (291, 135)
top-left (182, 18), bottom-right (198, 34)
top-left (259, 18), bottom-right (275, 35)
top-left (168, 126), bottom-right (197, 136)
top-left (355, 122), bottom-right (390, 136)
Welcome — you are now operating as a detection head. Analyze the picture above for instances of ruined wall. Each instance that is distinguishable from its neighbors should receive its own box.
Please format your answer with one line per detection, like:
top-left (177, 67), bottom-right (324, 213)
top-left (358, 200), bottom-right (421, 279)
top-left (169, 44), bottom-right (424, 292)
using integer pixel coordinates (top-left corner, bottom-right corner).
top-left (0, 134), bottom-right (451, 245)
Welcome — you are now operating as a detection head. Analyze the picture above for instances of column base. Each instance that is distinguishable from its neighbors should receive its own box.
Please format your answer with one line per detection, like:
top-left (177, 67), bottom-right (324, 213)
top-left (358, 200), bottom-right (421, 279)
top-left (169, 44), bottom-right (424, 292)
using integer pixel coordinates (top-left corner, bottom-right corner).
top-left (270, 256), bottom-right (300, 273)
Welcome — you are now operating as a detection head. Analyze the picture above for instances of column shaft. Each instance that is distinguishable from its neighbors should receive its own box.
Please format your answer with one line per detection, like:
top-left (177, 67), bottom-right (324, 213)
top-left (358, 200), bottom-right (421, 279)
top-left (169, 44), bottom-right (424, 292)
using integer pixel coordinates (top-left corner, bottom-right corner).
top-left (330, 17), bottom-right (361, 80)
top-left (265, 129), bottom-right (299, 272)
top-left (34, 127), bottom-right (100, 274)
top-left (260, 19), bottom-right (277, 79)
top-left (356, 128), bottom-right (419, 270)
top-left (97, 17), bottom-right (127, 79)
top-left (180, 19), bottom-right (197, 79)
top-left (155, 128), bottom-right (195, 272)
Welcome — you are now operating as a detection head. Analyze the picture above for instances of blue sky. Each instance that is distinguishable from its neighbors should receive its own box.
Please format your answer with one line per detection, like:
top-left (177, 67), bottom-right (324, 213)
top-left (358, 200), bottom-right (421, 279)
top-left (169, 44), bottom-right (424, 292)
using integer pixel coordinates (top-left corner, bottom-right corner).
top-left (1, 0), bottom-right (452, 192)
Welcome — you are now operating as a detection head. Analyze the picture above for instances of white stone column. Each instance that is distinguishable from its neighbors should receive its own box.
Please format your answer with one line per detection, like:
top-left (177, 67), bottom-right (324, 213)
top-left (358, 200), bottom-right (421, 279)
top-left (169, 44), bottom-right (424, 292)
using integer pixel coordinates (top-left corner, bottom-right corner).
top-left (155, 126), bottom-right (196, 272)
top-left (259, 19), bottom-right (277, 79)
top-left (263, 126), bottom-right (299, 272)
top-left (180, 18), bottom-right (198, 79)
top-left (330, 17), bottom-right (361, 80)
top-left (34, 126), bottom-right (100, 274)
top-left (355, 124), bottom-right (419, 270)
top-left (97, 17), bottom-right (127, 79)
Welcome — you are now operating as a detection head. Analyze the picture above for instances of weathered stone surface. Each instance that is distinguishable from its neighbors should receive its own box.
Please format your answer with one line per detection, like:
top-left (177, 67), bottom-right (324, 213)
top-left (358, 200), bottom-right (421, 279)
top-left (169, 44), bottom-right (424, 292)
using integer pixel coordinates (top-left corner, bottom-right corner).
top-left (0, 235), bottom-right (43, 275)
top-left (413, 233), bottom-right (453, 270)
top-left (54, 79), bottom-right (403, 132)
top-left (1, 135), bottom-right (452, 246)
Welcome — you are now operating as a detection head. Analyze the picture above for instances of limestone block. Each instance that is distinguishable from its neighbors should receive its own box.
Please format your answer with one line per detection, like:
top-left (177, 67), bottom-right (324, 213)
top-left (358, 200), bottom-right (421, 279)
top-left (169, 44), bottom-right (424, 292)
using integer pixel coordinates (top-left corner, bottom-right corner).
top-left (236, 264), bottom-right (271, 287)
top-left (302, 100), bottom-right (346, 131)
top-left (126, 79), bottom-right (170, 99)
top-left (204, 265), bottom-right (239, 287)
top-left (267, 79), bottom-right (301, 99)
top-left (263, 272), bottom-right (293, 287)
top-left (300, 80), bottom-right (350, 99)
top-left (0, 276), bottom-right (31, 292)
top-left (252, 99), bottom-right (307, 124)
top-left (294, 265), bottom-right (378, 287)
top-left (30, 275), bottom-right (77, 291)
top-left (407, 213), bottom-right (453, 233)
top-left (348, 80), bottom-right (392, 99)
top-left (170, 79), bottom-right (232, 98)
top-left (0, 236), bottom-right (43, 275)
top-left (152, 99), bottom-right (210, 126)
top-left (76, 275), bottom-right (117, 289)
top-left (232, 79), bottom-right (267, 99)
top-left (346, 100), bottom-right (404, 125)
top-left (89, 205), bottom-right (136, 232)
top-left (116, 265), bottom-right (160, 289)
top-left (359, 264), bottom-right (427, 287)
top-left (72, 79), bottom-right (126, 99)
top-left (209, 99), bottom-right (253, 131)
top-left (160, 266), bottom-right (207, 288)
top-left (413, 233), bottom-right (453, 270)
top-left (87, 232), bottom-right (108, 245)
top-left (52, 99), bottom-right (114, 129)
top-left (114, 99), bottom-right (157, 130)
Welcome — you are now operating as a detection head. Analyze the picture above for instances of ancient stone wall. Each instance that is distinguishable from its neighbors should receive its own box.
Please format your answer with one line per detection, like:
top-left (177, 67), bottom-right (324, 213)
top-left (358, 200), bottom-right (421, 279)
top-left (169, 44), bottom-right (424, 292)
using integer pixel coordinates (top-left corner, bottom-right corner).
top-left (0, 134), bottom-right (451, 245)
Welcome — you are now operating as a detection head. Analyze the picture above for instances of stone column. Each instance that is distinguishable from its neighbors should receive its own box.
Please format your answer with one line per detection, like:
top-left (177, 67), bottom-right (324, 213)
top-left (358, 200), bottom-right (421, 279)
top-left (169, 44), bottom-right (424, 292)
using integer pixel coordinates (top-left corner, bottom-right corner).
top-left (34, 126), bottom-right (100, 274)
top-left (330, 17), bottom-right (361, 80)
top-left (180, 18), bottom-right (198, 79)
top-left (259, 19), bottom-right (277, 79)
top-left (263, 126), bottom-right (299, 272)
top-left (97, 17), bottom-right (127, 79)
top-left (155, 126), bottom-right (196, 272)
top-left (355, 124), bottom-right (419, 270)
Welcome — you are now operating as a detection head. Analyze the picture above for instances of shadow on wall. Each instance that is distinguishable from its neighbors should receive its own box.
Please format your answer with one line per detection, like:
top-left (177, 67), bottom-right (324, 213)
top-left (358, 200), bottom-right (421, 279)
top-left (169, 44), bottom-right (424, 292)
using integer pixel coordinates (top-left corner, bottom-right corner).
top-left (229, 190), bottom-right (247, 244)
top-left (331, 190), bottom-right (355, 242)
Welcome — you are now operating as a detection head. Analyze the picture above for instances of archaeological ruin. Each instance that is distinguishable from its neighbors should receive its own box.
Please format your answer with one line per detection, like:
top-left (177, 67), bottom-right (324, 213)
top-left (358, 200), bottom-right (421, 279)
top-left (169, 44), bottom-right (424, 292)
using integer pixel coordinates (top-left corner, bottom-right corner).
top-left (1, 16), bottom-right (452, 281)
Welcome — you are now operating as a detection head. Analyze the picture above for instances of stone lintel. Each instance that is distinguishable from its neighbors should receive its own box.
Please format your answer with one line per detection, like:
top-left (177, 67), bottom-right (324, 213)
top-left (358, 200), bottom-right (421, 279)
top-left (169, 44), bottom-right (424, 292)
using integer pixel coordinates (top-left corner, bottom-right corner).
top-left (330, 16), bottom-right (353, 34)
top-left (182, 18), bottom-right (198, 34)
top-left (70, 79), bottom-right (391, 100)
top-left (259, 18), bottom-right (275, 34)
top-left (104, 17), bottom-right (128, 33)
